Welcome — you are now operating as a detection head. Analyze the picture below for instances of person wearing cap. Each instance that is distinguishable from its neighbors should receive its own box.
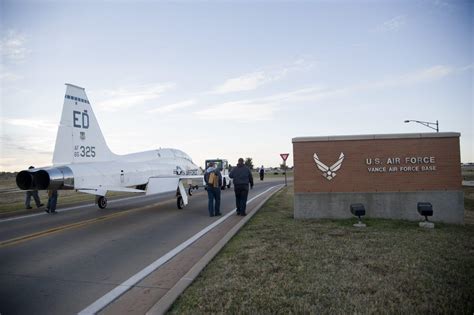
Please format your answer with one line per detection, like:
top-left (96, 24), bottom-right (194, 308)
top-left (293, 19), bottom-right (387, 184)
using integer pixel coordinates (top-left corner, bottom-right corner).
top-left (229, 158), bottom-right (254, 216)
top-left (25, 166), bottom-right (44, 209)
top-left (204, 161), bottom-right (222, 217)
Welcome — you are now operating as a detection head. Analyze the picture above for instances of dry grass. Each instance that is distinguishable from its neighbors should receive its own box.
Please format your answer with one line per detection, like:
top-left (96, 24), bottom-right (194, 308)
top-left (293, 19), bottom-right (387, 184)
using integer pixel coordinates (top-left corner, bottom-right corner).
top-left (462, 169), bottom-right (474, 181)
top-left (465, 187), bottom-right (474, 210)
top-left (169, 186), bottom-right (474, 314)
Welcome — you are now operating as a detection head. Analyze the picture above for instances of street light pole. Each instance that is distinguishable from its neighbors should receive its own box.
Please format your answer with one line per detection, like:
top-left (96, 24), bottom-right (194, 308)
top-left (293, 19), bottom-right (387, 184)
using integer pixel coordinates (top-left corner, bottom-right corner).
top-left (404, 119), bottom-right (439, 132)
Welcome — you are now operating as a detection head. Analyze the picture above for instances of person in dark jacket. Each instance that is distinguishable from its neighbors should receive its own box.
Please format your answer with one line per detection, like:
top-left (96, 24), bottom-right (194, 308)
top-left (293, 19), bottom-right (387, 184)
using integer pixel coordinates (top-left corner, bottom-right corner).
top-left (259, 165), bottom-right (265, 181)
top-left (204, 162), bottom-right (222, 217)
top-left (229, 158), bottom-right (254, 216)
top-left (45, 189), bottom-right (58, 214)
top-left (25, 166), bottom-right (44, 209)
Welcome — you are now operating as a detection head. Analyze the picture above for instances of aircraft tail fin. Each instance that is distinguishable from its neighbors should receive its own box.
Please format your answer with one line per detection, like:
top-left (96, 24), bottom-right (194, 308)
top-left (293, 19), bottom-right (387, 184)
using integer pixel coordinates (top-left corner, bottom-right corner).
top-left (52, 83), bottom-right (117, 165)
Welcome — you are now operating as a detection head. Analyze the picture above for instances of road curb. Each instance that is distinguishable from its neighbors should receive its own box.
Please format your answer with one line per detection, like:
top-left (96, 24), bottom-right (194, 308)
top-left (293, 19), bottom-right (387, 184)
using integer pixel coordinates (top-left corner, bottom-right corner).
top-left (146, 184), bottom-right (286, 315)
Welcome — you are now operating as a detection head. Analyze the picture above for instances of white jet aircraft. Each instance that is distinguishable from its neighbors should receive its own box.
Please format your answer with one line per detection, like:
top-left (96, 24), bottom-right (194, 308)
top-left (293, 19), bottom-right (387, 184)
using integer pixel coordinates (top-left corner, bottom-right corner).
top-left (16, 83), bottom-right (201, 209)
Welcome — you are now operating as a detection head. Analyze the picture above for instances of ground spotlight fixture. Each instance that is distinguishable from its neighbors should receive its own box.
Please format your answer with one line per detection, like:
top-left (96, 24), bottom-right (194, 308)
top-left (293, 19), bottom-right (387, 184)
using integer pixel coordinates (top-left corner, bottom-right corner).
top-left (350, 203), bottom-right (366, 227)
top-left (404, 119), bottom-right (439, 132)
top-left (417, 202), bottom-right (435, 229)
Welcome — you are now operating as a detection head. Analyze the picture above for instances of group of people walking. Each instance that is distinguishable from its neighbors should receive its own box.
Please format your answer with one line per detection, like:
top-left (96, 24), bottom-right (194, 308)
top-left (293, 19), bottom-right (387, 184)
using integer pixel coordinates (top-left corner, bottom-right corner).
top-left (204, 158), bottom-right (254, 217)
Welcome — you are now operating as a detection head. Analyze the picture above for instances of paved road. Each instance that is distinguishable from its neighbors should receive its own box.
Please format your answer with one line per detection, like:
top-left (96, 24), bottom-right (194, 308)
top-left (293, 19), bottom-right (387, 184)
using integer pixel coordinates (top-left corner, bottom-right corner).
top-left (0, 178), bottom-right (285, 315)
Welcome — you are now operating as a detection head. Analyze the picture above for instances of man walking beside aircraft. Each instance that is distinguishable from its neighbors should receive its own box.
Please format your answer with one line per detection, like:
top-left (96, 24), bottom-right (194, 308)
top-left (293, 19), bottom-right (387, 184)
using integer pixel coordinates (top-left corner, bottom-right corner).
top-left (25, 166), bottom-right (44, 210)
top-left (229, 158), bottom-right (254, 216)
top-left (45, 189), bottom-right (58, 214)
top-left (204, 162), bottom-right (222, 217)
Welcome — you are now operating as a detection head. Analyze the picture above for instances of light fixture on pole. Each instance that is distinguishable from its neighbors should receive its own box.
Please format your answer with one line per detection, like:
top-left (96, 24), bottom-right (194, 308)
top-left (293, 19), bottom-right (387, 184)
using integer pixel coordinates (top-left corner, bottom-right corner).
top-left (404, 119), bottom-right (439, 132)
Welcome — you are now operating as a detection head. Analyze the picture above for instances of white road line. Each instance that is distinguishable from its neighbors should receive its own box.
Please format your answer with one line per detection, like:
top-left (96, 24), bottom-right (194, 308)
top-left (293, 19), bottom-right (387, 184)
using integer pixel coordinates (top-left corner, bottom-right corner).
top-left (78, 184), bottom-right (281, 315)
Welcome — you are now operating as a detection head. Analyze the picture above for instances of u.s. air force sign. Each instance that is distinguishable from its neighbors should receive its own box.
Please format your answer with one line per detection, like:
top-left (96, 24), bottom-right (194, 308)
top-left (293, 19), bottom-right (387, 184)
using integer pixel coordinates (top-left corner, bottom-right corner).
top-left (313, 152), bottom-right (345, 180)
top-left (293, 133), bottom-right (463, 224)
top-left (365, 156), bottom-right (437, 173)
top-left (313, 153), bottom-right (439, 181)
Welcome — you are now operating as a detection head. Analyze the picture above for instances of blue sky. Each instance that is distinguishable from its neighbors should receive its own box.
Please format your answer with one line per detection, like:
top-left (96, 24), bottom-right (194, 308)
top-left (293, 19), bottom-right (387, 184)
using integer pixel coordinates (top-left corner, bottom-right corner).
top-left (1, 0), bottom-right (472, 171)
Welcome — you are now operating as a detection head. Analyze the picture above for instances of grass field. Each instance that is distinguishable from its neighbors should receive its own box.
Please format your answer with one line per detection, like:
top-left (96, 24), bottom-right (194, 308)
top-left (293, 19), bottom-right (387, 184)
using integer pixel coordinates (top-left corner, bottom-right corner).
top-left (169, 185), bottom-right (474, 314)
top-left (462, 169), bottom-right (474, 181)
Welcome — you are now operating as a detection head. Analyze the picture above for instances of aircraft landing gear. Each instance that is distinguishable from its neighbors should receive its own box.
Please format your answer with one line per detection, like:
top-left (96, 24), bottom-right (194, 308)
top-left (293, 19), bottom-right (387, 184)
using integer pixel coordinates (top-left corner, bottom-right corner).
top-left (188, 185), bottom-right (199, 196)
top-left (176, 180), bottom-right (189, 209)
top-left (96, 196), bottom-right (108, 209)
top-left (177, 196), bottom-right (184, 209)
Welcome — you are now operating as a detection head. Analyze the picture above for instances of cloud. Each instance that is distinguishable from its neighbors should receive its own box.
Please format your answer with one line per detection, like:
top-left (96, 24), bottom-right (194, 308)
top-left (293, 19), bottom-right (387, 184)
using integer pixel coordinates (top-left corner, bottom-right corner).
top-left (0, 134), bottom-right (54, 171)
top-left (367, 65), bottom-right (455, 89)
top-left (148, 99), bottom-right (196, 114)
top-left (195, 64), bottom-right (461, 123)
top-left (0, 30), bottom-right (29, 63)
top-left (374, 15), bottom-right (407, 33)
top-left (195, 100), bottom-right (277, 122)
top-left (209, 59), bottom-right (314, 94)
top-left (2, 118), bottom-right (57, 130)
top-left (432, 0), bottom-right (459, 11)
top-left (397, 65), bottom-right (454, 83)
top-left (0, 71), bottom-right (23, 82)
top-left (93, 83), bottom-right (175, 111)
top-left (460, 64), bottom-right (473, 71)
top-left (295, 65), bottom-right (457, 100)
top-left (211, 71), bottom-right (268, 94)
top-left (195, 86), bottom-right (324, 122)
top-left (257, 86), bottom-right (327, 103)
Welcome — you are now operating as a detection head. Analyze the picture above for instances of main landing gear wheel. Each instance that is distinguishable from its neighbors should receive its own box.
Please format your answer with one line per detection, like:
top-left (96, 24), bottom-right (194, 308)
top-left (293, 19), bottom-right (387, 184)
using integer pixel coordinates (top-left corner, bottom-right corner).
top-left (98, 196), bottom-right (108, 209)
top-left (177, 196), bottom-right (184, 209)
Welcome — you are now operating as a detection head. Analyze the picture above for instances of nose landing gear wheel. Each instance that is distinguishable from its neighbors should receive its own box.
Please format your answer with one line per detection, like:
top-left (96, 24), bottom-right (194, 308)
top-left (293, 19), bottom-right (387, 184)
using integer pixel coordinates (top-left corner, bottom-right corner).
top-left (177, 196), bottom-right (184, 209)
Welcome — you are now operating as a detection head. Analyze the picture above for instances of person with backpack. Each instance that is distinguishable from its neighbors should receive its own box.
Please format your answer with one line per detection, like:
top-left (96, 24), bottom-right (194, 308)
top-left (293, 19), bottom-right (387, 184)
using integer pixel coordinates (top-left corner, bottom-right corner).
top-left (204, 162), bottom-right (222, 217)
top-left (229, 158), bottom-right (254, 216)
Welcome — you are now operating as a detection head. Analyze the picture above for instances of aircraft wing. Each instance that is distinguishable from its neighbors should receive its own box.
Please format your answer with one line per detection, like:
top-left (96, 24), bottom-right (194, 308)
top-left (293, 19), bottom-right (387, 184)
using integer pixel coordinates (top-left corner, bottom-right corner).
top-left (76, 175), bottom-right (203, 197)
top-left (146, 175), bottom-right (203, 196)
top-left (78, 186), bottom-right (145, 196)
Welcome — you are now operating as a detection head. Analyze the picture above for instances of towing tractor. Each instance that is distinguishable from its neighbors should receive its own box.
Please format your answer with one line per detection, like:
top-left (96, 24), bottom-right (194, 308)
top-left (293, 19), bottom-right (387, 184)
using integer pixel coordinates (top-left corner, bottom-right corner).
top-left (204, 159), bottom-right (232, 190)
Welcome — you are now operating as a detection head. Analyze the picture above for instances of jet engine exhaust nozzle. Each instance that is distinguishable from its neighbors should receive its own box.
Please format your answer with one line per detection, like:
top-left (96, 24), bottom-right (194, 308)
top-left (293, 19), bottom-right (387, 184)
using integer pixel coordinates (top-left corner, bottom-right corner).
top-left (16, 170), bottom-right (35, 190)
top-left (35, 167), bottom-right (75, 190)
top-left (16, 167), bottom-right (74, 190)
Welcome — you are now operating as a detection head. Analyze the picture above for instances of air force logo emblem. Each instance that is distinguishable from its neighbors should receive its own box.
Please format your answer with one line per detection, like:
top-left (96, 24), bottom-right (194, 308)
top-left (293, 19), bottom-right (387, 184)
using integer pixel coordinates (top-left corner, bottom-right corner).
top-left (313, 152), bottom-right (345, 180)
